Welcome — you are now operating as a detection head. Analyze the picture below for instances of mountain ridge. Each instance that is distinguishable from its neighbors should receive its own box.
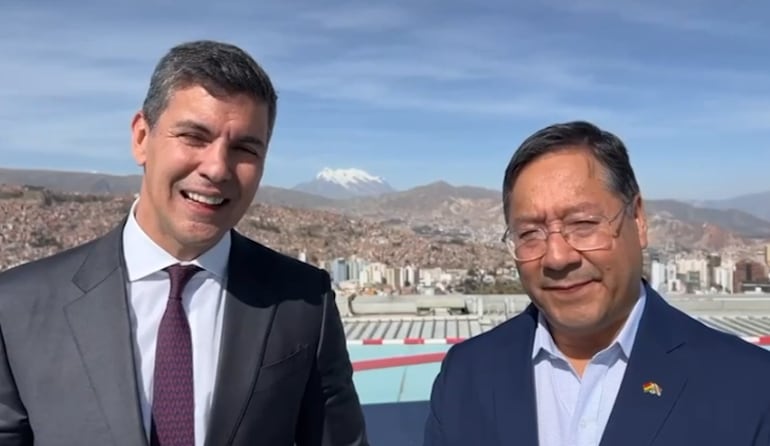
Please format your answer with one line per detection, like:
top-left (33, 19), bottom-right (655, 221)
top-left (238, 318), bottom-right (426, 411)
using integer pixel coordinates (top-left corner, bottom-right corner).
top-left (2, 166), bottom-right (769, 247)
top-left (689, 190), bottom-right (770, 221)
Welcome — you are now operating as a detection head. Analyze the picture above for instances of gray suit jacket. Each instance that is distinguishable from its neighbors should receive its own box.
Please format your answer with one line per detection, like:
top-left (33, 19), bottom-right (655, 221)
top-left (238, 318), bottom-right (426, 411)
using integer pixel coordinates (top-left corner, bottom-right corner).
top-left (0, 221), bottom-right (368, 445)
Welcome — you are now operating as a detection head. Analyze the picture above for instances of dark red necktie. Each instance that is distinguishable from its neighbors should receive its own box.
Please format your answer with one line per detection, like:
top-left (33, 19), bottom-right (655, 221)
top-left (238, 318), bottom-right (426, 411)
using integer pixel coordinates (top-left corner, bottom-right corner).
top-left (150, 264), bottom-right (201, 446)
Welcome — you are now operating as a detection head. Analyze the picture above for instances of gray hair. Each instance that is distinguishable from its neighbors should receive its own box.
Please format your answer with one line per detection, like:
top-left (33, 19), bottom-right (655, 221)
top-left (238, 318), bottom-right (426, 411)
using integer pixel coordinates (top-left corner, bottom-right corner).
top-left (502, 120), bottom-right (640, 223)
top-left (141, 40), bottom-right (278, 138)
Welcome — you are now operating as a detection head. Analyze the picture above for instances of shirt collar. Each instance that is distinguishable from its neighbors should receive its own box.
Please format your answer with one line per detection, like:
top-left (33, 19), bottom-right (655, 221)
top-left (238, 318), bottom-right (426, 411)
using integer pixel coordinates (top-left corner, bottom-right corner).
top-left (532, 282), bottom-right (647, 361)
top-left (122, 198), bottom-right (230, 282)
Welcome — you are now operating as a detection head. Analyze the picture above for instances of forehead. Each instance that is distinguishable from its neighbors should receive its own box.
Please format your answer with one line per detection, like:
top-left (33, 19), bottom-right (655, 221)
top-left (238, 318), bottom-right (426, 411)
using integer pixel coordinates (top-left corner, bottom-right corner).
top-left (509, 148), bottom-right (617, 220)
top-left (159, 85), bottom-right (269, 135)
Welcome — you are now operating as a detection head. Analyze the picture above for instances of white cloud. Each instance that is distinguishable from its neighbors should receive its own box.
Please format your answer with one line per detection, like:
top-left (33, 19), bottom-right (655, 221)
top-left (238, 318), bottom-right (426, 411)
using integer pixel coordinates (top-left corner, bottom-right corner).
top-left (546, 0), bottom-right (763, 37)
top-left (299, 3), bottom-right (413, 30)
top-left (0, 0), bottom-right (768, 167)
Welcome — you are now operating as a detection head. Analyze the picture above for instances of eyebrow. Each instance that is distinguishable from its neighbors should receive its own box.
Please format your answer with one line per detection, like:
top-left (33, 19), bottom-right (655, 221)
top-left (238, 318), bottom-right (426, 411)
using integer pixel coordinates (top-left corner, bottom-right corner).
top-left (560, 201), bottom-right (604, 215)
top-left (512, 201), bottom-right (605, 224)
top-left (172, 119), bottom-right (266, 148)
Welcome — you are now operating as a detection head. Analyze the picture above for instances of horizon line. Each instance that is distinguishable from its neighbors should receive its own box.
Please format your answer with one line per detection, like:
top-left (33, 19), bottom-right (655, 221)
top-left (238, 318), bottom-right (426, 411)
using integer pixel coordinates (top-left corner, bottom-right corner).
top-left (0, 163), bottom-right (767, 202)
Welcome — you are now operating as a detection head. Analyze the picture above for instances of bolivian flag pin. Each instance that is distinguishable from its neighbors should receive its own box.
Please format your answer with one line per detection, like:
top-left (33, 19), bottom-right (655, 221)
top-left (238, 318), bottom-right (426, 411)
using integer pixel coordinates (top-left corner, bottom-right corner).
top-left (643, 381), bottom-right (662, 397)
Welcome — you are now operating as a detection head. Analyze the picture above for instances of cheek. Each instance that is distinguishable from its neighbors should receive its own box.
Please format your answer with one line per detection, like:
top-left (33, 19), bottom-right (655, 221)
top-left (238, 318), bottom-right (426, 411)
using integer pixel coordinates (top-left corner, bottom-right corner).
top-left (581, 252), bottom-right (613, 278)
top-left (580, 251), bottom-right (622, 297)
top-left (146, 143), bottom-right (188, 186)
top-left (151, 165), bottom-right (183, 196)
top-left (143, 160), bottom-right (166, 194)
top-left (516, 263), bottom-right (541, 288)
top-left (235, 162), bottom-right (264, 188)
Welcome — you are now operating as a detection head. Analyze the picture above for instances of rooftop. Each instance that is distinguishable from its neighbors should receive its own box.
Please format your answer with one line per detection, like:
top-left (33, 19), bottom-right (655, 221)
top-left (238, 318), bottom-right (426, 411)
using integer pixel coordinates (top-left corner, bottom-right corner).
top-left (349, 292), bottom-right (770, 444)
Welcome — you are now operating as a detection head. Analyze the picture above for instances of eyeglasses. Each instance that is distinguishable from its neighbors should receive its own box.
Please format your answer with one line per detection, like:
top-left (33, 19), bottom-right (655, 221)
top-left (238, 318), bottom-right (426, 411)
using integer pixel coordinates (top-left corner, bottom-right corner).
top-left (502, 201), bottom-right (631, 262)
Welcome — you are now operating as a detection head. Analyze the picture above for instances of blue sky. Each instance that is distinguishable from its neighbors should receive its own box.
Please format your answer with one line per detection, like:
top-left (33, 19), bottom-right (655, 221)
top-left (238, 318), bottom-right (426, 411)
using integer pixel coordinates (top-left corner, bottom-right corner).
top-left (1, 0), bottom-right (768, 200)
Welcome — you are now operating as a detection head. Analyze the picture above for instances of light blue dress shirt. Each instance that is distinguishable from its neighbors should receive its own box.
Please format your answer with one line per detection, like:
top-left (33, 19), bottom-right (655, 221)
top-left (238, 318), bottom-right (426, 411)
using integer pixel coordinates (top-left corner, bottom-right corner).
top-left (532, 283), bottom-right (646, 446)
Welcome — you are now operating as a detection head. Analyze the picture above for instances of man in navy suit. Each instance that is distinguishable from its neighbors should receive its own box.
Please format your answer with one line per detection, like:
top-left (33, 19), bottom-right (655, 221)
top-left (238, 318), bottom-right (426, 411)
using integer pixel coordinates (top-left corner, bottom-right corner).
top-left (423, 121), bottom-right (770, 446)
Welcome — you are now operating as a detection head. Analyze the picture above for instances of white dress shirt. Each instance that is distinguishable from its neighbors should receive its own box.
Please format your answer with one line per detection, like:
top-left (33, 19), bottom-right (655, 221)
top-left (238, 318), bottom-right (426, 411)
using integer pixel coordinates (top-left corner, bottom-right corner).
top-left (122, 199), bottom-right (229, 446)
top-left (532, 283), bottom-right (646, 446)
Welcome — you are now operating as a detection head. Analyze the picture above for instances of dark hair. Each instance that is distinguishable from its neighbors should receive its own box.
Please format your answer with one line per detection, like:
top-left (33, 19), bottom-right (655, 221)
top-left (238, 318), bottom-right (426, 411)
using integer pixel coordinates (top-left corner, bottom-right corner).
top-left (502, 120), bottom-right (640, 223)
top-left (141, 40), bottom-right (278, 138)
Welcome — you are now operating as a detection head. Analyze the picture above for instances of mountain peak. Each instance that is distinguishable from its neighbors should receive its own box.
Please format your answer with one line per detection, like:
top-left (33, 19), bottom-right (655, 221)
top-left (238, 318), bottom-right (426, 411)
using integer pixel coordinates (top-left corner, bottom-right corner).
top-left (316, 167), bottom-right (385, 186)
top-left (293, 167), bottom-right (395, 199)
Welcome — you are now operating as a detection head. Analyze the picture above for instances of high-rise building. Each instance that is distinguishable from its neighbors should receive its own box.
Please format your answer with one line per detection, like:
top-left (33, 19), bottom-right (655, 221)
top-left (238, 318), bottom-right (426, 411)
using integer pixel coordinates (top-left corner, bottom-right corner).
top-left (642, 250), bottom-right (652, 281)
top-left (733, 259), bottom-right (768, 293)
top-left (346, 256), bottom-right (367, 284)
top-left (650, 260), bottom-right (667, 292)
top-left (765, 244), bottom-right (770, 267)
top-left (330, 258), bottom-right (348, 284)
top-left (404, 265), bottom-right (419, 287)
top-left (676, 257), bottom-right (709, 291)
top-left (712, 266), bottom-right (734, 293)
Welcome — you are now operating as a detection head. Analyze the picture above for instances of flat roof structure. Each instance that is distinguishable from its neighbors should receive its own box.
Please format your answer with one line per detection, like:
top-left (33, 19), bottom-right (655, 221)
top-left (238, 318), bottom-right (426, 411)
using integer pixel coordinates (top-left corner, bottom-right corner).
top-left (349, 293), bottom-right (770, 444)
top-left (341, 292), bottom-right (770, 345)
top-left (343, 314), bottom-right (770, 343)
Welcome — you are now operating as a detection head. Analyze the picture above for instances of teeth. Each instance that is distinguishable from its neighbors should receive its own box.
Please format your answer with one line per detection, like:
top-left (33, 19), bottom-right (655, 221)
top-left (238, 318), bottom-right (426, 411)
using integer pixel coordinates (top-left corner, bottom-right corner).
top-left (186, 191), bottom-right (225, 205)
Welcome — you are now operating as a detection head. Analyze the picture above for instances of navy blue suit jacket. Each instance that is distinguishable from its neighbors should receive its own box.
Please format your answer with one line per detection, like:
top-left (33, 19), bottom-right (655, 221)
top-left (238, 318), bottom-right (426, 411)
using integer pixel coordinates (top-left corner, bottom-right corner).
top-left (424, 285), bottom-right (770, 445)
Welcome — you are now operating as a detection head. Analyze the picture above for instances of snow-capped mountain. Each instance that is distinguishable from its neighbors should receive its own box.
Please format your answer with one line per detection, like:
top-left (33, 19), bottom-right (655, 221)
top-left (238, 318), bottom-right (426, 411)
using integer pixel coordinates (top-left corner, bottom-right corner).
top-left (292, 167), bottom-right (395, 199)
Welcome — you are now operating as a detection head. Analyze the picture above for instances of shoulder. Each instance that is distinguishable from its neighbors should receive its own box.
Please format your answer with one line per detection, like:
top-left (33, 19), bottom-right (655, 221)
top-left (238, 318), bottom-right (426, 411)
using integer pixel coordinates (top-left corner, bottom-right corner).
top-left (640, 288), bottom-right (770, 370)
top-left (0, 236), bottom-right (104, 310)
top-left (649, 299), bottom-right (770, 393)
top-left (656, 296), bottom-right (770, 363)
top-left (0, 237), bottom-right (100, 286)
top-left (233, 231), bottom-right (329, 282)
top-left (686, 313), bottom-right (770, 371)
top-left (654, 304), bottom-right (770, 408)
top-left (232, 231), bottom-right (331, 292)
top-left (428, 310), bottom-right (536, 403)
top-left (442, 309), bottom-right (535, 369)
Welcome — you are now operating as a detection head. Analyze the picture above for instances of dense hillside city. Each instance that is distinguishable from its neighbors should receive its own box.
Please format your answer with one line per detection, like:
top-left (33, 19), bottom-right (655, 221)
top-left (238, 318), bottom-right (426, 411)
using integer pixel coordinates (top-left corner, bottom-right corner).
top-left (2, 167), bottom-right (770, 297)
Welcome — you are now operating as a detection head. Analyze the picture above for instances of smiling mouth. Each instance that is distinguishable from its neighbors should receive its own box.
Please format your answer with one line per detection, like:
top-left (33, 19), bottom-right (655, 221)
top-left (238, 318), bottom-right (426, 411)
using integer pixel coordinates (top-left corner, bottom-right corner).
top-left (545, 281), bottom-right (593, 292)
top-left (181, 190), bottom-right (230, 207)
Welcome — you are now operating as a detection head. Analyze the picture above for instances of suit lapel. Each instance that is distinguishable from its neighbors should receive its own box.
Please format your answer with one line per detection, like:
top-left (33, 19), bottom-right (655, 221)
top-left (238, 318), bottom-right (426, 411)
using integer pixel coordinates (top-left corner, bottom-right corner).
top-left (600, 287), bottom-right (689, 446)
top-left (204, 231), bottom-right (278, 446)
top-left (494, 306), bottom-right (539, 445)
top-left (64, 222), bottom-right (148, 446)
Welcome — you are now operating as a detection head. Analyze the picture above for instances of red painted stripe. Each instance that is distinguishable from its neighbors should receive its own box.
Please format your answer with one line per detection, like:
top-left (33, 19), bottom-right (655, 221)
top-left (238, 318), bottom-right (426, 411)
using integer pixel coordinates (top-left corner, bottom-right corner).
top-left (352, 352), bottom-right (447, 371)
top-left (351, 336), bottom-right (770, 346)
top-left (350, 336), bottom-right (770, 372)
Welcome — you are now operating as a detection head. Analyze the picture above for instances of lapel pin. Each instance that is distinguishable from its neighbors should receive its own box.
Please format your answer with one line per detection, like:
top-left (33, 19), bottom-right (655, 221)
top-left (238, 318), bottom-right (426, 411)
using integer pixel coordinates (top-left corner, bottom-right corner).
top-left (643, 381), bottom-right (662, 397)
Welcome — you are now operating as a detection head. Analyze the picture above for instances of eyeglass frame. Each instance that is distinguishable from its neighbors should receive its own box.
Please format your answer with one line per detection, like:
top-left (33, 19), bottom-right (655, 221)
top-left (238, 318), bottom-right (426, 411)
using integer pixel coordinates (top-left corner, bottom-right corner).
top-left (501, 197), bottom-right (635, 262)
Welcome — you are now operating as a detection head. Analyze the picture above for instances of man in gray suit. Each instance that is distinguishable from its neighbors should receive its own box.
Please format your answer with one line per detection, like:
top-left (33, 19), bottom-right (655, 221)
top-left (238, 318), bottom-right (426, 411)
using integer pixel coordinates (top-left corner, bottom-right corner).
top-left (0, 40), bottom-right (368, 446)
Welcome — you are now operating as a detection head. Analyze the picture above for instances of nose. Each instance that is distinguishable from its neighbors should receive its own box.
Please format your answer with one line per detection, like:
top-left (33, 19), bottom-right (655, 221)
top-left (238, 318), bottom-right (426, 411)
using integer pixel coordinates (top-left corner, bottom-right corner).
top-left (197, 140), bottom-right (233, 184)
top-left (540, 232), bottom-right (581, 272)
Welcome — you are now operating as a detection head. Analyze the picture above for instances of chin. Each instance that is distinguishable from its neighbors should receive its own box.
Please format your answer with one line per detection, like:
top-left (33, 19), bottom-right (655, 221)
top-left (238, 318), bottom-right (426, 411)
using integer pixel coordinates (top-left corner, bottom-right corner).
top-left (543, 301), bottom-right (607, 330)
top-left (176, 221), bottom-right (228, 244)
top-left (554, 316), bottom-right (605, 333)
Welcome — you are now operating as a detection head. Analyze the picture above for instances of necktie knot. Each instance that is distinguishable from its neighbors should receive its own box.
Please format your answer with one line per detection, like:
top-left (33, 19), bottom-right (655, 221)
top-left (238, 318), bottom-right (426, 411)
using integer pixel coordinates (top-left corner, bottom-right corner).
top-left (164, 264), bottom-right (201, 300)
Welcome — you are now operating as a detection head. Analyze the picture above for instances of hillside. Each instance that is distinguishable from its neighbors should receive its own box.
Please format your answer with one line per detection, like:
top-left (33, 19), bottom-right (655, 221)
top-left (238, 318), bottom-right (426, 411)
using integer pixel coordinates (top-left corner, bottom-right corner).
top-left (2, 167), bottom-right (769, 253)
top-left (0, 186), bottom-right (511, 272)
